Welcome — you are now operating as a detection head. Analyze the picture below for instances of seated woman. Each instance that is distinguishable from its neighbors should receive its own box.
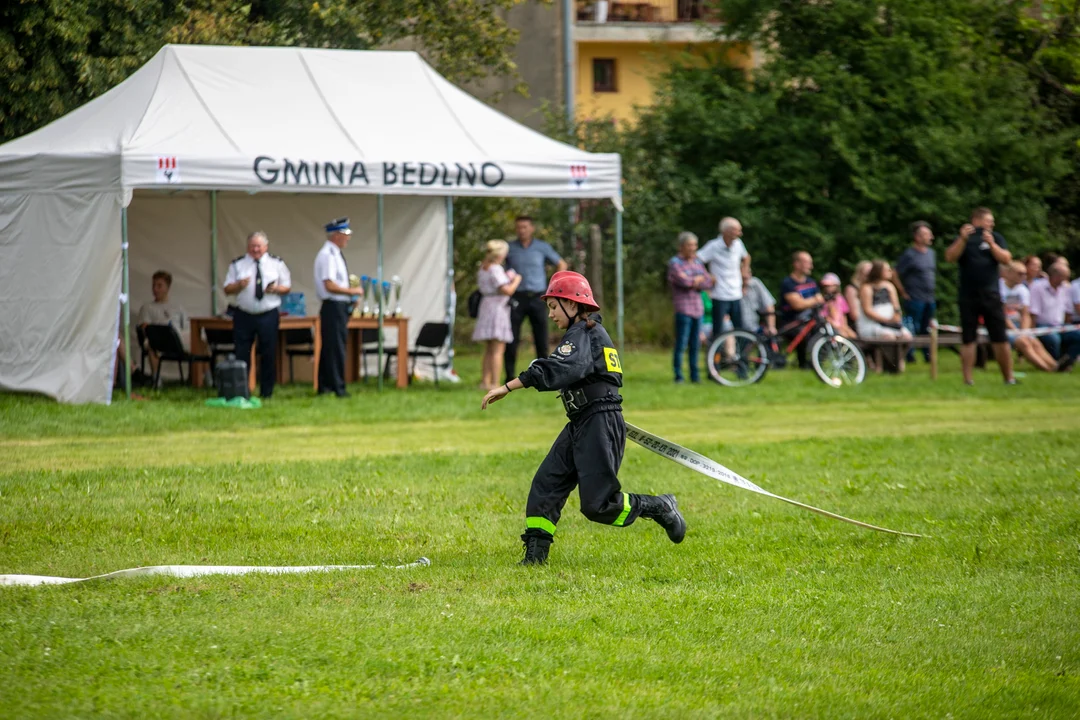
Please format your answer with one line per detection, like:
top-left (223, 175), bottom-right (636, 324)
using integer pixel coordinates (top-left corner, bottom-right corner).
top-left (1001, 261), bottom-right (1060, 372)
top-left (844, 260), bottom-right (872, 330)
top-left (857, 260), bottom-right (912, 340)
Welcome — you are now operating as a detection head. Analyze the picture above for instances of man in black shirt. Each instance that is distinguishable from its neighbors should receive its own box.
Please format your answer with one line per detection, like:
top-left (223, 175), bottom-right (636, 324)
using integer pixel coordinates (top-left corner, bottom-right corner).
top-left (943, 207), bottom-right (1015, 385)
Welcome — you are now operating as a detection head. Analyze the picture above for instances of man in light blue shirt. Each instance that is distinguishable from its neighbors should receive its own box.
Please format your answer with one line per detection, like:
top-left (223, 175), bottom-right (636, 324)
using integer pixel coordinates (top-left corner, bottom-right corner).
top-left (503, 215), bottom-right (567, 382)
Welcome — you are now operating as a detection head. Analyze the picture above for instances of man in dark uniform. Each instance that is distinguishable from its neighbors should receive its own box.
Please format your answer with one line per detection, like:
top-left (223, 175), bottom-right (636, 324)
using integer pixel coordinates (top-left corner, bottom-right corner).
top-left (314, 218), bottom-right (357, 397)
top-left (223, 231), bottom-right (291, 398)
top-left (503, 216), bottom-right (567, 383)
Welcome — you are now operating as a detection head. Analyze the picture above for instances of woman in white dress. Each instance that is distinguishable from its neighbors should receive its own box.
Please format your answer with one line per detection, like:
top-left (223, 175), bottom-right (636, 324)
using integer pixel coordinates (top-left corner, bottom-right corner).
top-left (857, 260), bottom-right (912, 340)
top-left (473, 240), bottom-right (522, 390)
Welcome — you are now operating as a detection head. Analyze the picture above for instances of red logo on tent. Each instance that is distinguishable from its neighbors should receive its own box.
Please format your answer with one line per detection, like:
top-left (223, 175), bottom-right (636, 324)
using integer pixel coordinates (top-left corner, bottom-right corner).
top-left (570, 164), bottom-right (588, 187)
top-left (155, 156), bottom-right (181, 184)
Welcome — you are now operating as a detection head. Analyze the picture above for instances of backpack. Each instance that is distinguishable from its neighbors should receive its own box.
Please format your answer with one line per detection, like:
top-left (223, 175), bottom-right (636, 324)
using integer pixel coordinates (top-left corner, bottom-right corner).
top-left (467, 289), bottom-right (482, 319)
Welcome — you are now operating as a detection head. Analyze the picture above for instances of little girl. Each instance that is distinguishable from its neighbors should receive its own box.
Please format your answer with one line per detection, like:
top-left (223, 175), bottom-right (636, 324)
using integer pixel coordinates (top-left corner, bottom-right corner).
top-left (481, 271), bottom-right (686, 565)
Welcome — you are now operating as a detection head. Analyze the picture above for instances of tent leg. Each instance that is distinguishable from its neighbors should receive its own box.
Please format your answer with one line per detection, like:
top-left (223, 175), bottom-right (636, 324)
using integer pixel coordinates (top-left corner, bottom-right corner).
top-left (446, 196), bottom-right (455, 370)
top-left (377, 194), bottom-right (384, 392)
top-left (122, 207), bottom-right (131, 399)
top-left (615, 207), bottom-right (624, 349)
top-left (210, 190), bottom-right (218, 315)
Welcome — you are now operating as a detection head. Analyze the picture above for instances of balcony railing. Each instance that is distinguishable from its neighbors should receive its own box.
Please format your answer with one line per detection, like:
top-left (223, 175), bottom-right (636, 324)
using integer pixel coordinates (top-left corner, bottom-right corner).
top-left (576, 0), bottom-right (718, 24)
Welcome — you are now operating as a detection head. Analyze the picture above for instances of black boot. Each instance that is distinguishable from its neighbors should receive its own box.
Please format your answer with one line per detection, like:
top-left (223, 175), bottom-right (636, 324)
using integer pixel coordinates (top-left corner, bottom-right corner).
top-left (519, 533), bottom-right (553, 566)
top-left (639, 494), bottom-right (686, 544)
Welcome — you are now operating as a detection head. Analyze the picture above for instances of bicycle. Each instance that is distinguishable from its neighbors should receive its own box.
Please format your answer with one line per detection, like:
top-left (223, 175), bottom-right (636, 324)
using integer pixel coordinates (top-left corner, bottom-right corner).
top-left (706, 305), bottom-right (867, 388)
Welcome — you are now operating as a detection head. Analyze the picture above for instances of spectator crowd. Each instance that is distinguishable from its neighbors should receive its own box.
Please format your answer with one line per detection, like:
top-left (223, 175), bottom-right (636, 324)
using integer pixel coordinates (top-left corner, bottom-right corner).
top-left (668, 208), bottom-right (1080, 384)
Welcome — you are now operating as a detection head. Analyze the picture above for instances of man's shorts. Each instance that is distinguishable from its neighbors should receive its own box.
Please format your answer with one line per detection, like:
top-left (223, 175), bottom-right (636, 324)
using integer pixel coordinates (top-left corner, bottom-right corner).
top-left (959, 288), bottom-right (1007, 344)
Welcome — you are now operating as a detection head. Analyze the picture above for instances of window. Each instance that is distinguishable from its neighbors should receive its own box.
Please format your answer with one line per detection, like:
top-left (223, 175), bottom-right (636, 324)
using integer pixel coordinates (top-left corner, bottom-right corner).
top-left (593, 58), bottom-right (617, 93)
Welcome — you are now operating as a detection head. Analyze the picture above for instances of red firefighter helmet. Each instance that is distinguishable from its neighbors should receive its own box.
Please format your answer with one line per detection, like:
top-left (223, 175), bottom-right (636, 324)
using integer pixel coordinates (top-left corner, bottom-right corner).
top-left (542, 271), bottom-right (599, 311)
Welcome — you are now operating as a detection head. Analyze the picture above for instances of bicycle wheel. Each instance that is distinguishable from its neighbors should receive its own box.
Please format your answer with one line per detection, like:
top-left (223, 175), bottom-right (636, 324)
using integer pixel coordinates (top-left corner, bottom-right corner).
top-left (810, 335), bottom-right (866, 387)
top-left (707, 330), bottom-right (770, 387)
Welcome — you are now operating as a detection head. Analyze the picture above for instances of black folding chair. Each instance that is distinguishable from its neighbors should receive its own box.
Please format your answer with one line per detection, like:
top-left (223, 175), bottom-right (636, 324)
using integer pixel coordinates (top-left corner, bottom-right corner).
top-left (284, 328), bottom-right (315, 383)
top-left (144, 324), bottom-right (211, 388)
top-left (359, 328), bottom-right (396, 382)
top-left (409, 322), bottom-right (451, 386)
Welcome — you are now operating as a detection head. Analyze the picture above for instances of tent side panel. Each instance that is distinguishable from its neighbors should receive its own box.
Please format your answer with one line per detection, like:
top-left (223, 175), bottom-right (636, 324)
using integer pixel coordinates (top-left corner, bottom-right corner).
top-left (0, 192), bottom-right (122, 403)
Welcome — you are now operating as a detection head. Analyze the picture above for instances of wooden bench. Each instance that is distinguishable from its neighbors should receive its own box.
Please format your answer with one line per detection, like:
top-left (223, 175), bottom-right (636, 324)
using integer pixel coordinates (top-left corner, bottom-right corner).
top-left (854, 329), bottom-right (995, 379)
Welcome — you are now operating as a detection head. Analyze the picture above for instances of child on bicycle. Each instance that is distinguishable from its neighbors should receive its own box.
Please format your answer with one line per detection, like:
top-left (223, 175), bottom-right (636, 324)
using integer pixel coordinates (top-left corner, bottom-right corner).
top-left (480, 271), bottom-right (686, 565)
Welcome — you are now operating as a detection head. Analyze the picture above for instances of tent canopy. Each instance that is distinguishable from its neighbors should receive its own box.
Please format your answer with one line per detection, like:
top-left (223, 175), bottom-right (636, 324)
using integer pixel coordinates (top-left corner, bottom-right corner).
top-left (0, 44), bottom-right (622, 204)
top-left (0, 45), bottom-right (623, 405)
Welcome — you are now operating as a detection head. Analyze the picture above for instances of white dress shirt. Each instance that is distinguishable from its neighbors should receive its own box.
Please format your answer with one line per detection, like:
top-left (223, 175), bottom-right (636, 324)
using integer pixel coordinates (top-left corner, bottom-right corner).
top-left (697, 237), bottom-right (748, 301)
top-left (224, 254), bottom-right (291, 314)
top-left (314, 240), bottom-right (351, 302)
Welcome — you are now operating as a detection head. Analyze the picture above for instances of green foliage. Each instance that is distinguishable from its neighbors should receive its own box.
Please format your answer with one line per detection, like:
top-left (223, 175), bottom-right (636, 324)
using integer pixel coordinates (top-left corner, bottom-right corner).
top-left (0, 0), bottom-right (523, 142)
top-left (616, 0), bottom-right (1074, 319)
top-left (990, 0), bottom-right (1080, 263)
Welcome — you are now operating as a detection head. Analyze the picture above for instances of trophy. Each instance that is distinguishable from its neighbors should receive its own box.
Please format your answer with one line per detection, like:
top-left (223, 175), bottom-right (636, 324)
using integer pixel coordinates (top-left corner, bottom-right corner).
top-left (379, 281), bottom-right (392, 317)
top-left (360, 275), bottom-right (373, 316)
top-left (391, 275), bottom-right (404, 317)
top-left (348, 274), bottom-right (362, 318)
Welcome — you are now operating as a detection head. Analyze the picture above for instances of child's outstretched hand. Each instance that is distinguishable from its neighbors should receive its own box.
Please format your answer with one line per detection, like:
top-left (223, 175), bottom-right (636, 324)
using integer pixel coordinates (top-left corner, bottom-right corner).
top-left (481, 384), bottom-right (510, 410)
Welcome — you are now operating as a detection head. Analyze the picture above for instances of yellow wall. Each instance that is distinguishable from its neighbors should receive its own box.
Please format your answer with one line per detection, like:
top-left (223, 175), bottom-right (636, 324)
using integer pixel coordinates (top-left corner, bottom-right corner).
top-left (575, 42), bottom-right (751, 125)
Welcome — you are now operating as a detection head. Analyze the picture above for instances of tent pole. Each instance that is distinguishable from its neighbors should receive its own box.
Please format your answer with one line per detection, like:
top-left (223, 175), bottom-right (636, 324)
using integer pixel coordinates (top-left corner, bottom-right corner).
top-left (210, 190), bottom-right (218, 315)
top-left (446, 196), bottom-right (455, 367)
top-left (615, 206), bottom-right (624, 349)
top-left (122, 207), bottom-right (131, 399)
top-left (377, 194), bottom-right (384, 392)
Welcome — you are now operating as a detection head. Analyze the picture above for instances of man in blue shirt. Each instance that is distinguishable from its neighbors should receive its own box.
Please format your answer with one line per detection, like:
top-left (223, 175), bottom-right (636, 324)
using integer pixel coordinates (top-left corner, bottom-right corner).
top-left (779, 250), bottom-right (825, 369)
top-left (893, 220), bottom-right (937, 362)
top-left (504, 215), bottom-right (567, 382)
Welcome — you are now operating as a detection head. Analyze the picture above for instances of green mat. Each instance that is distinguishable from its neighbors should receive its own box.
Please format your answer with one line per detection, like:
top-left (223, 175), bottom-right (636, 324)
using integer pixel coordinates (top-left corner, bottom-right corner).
top-left (204, 396), bottom-right (262, 409)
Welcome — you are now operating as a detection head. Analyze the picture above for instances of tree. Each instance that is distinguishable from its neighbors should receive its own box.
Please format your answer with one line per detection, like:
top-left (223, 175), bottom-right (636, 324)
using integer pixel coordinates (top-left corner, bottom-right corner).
top-left (612, 0), bottom-right (1074, 324)
top-left (0, 0), bottom-right (523, 143)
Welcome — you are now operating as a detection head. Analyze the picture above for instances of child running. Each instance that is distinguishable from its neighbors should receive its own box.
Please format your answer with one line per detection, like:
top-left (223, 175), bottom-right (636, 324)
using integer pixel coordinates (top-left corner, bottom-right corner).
top-left (481, 271), bottom-right (686, 565)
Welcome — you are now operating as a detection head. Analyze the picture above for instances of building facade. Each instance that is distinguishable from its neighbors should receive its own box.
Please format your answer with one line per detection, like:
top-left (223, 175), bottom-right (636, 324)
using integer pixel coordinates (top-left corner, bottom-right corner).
top-left (573, 0), bottom-right (752, 124)
top-left (472, 1), bottom-right (752, 129)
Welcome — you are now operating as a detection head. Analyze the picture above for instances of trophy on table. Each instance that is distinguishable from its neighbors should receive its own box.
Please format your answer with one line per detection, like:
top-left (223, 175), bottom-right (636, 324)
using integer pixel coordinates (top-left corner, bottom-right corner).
top-left (379, 281), bottom-right (392, 317)
top-left (391, 275), bottom-right (404, 317)
top-left (348, 274), bottom-right (362, 318)
top-left (360, 275), bottom-right (373, 316)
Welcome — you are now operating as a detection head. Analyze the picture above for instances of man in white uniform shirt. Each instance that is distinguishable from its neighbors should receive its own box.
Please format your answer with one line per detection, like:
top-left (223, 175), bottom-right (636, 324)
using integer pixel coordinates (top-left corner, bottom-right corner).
top-left (314, 217), bottom-right (358, 397)
top-left (223, 231), bottom-right (291, 398)
top-left (697, 216), bottom-right (751, 338)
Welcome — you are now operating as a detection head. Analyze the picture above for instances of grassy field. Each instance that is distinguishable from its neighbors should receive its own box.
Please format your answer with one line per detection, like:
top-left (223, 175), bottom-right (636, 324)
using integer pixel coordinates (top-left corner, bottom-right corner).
top-left (1, 350), bottom-right (1079, 718)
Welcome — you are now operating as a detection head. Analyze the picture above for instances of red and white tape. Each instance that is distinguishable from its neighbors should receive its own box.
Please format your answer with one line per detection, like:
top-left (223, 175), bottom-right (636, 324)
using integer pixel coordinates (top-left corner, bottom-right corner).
top-left (626, 423), bottom-right (922, 538)
top-left (932, 320), bottom-right (1080, 338)
top-left (1, 558), bottom-right (430, 587)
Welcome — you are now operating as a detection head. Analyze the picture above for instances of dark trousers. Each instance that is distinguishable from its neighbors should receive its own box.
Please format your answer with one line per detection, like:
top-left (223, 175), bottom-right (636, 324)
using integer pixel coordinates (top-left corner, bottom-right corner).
top-left (319, 300), bottom-right (349, 395)
top-left (673, 313), bottom-right (702, 382)
top-left (903, 299), bottom-right (936, 361)
top-left (505, 292), bottom-right (549, 383)
top-left (524, 409), bottom-right (643, 539)
top-left (712, 298), bottom-right (743, 338)
top-left (233, 308), bottom-right (279, 398)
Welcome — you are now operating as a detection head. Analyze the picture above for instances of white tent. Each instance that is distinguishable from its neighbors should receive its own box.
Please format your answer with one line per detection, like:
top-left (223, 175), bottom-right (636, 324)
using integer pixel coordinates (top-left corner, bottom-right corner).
top-left (0, 44), bottom-right (623, 404)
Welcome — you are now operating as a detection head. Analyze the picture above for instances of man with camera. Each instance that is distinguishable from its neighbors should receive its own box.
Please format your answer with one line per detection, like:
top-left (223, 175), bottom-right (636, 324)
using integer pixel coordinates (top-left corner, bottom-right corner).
top-left (943, 207), bottom-right (1015, 385)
